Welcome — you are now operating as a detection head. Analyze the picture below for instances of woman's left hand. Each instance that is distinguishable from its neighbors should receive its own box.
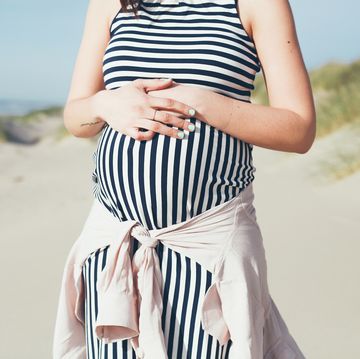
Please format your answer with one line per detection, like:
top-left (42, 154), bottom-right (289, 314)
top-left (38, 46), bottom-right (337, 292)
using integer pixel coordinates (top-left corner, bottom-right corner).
top-left (147, 81), bottom-right (204, 119)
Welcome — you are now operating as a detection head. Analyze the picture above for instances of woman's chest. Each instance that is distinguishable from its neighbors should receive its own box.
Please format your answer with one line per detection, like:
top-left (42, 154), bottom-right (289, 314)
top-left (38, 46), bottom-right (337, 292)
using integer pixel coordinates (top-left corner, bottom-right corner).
top-left (102, 0), bottom-right (260, 101)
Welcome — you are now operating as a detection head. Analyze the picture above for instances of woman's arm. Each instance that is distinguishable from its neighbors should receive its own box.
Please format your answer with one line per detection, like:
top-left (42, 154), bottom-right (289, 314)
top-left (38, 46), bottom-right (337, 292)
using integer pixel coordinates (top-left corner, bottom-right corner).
top-left (199, 0), bottom-right (316, 154)
top-left (62, 0), bottom-right (115, 138)
top-left (62, 0), bottom-right (194, 140)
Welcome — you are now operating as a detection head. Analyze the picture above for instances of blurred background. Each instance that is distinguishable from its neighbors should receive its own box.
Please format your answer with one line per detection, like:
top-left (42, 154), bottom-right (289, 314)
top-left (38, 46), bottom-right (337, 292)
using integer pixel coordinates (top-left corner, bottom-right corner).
top-left (0, 0), bottom-right (359, 358)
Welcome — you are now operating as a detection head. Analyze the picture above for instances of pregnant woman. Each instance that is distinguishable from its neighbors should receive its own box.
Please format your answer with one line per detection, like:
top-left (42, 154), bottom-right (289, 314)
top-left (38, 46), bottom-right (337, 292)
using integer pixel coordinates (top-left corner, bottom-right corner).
top-left (53, 0), bottom-right (315, 357)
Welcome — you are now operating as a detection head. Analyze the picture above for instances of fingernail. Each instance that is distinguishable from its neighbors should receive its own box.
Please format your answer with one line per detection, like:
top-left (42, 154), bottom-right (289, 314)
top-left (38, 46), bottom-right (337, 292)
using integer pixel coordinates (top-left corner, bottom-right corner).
top-left (177, 131), bottom-right (184, 139)
top-left (188, 108), bottom-right (196, 116)
top-left (161, 78), bottom-right (172, 81)
top-left (188, 123), bottom-right (195, 132)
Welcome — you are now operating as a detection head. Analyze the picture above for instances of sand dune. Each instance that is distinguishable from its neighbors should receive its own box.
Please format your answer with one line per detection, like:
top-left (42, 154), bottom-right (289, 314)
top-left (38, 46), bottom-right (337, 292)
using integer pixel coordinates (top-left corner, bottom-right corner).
top-left (0, 130), bottom-right (359, 358)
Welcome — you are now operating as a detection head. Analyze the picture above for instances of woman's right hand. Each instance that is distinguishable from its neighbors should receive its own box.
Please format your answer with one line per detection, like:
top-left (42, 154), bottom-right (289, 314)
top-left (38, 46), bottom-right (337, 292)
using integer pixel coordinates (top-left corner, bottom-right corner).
top-left (92, 78), bottom-right (196, 141)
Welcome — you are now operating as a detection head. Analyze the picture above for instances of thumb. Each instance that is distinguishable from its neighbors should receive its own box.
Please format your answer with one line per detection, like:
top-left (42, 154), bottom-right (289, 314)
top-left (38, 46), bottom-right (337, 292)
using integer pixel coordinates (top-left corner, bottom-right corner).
top-left (139, 78), bottom-right (173, 92)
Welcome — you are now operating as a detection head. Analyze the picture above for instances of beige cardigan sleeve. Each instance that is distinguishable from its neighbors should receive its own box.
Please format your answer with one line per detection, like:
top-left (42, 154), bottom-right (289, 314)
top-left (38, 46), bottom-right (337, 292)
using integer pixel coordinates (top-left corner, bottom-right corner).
top-left (52, 240), bottom-right (86, 359)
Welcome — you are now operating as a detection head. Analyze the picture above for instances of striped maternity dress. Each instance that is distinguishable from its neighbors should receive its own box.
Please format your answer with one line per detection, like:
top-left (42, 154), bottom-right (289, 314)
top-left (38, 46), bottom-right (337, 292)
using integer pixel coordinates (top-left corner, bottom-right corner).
top-left (82, 0), bottom-right (261, 357)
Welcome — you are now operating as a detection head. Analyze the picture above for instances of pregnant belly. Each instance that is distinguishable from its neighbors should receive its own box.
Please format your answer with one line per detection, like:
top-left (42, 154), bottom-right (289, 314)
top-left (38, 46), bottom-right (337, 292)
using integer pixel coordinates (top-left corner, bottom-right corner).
top-left (92, 118), bottom-right (255, 230)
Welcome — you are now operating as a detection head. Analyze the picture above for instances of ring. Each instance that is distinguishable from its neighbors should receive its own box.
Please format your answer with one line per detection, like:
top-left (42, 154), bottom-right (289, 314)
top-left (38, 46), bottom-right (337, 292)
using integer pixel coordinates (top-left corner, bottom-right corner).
top-left (153, 109), bottom-right (157, 120)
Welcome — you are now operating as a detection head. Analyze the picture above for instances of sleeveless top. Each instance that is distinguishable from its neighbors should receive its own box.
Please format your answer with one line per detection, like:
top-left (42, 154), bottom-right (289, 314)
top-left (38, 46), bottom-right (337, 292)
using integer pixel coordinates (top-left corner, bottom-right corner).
top-left (91, 0), bottom-right (261, 230)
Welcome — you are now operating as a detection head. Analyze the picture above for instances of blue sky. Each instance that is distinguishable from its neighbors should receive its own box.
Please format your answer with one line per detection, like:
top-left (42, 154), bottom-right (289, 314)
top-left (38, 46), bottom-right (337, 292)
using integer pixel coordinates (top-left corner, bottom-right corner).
top-left (0, 0), bottom-right (359, 104)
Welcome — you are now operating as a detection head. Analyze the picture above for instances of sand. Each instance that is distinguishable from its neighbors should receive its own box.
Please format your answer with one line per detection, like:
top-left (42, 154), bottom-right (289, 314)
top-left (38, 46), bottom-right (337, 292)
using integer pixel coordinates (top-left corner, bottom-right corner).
top-left (0, 131), bottom-right (359, 358)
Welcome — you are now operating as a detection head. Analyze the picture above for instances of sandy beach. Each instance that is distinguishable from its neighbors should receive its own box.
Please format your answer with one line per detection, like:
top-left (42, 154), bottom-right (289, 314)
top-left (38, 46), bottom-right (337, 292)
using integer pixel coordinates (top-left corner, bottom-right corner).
top-left (0, 129), bottom-right (359, 358)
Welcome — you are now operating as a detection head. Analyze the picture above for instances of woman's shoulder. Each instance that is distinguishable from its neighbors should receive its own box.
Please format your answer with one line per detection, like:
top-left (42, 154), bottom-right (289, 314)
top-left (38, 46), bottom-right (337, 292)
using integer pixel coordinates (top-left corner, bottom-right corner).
top-left (239, 0), bottom-right (295, 30)
top-left (106, 0), bottom-right (124, 30)
top-left (236, 0), bottom-right (255, 42)
top-left (88, 0), bottom-right (122, 32)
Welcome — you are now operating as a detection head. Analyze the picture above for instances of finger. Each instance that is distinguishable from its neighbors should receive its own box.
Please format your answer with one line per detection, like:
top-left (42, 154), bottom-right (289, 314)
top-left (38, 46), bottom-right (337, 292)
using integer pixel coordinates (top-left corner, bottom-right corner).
top-left (156, 109), bottom-right (195, 133)
top-left (127, 126), bottom-right (156, 141)
top-left (134, 78), bottom-right (173, 92)
top-left (136, 118), bottom-right (186, 140)
top-left (147, 96), bottom-right (196, 119)
top-left (147, 108), bottom-right (194, 133)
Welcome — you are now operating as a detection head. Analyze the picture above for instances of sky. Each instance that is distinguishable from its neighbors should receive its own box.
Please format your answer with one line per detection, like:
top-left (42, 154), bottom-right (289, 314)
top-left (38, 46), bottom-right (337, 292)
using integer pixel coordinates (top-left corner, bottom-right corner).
top-left (0, 0), bottom-right (359, 104)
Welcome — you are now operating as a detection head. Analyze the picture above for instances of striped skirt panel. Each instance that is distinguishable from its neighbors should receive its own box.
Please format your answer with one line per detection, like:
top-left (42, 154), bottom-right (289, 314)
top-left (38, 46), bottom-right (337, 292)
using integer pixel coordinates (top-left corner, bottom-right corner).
top-left (81, 240), bottom-right (233, 358)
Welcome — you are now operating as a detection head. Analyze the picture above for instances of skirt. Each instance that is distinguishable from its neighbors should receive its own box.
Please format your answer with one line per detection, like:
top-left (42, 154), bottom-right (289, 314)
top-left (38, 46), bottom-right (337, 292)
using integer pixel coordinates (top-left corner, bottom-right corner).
top-left (82, 238), bottom-right (234, 358)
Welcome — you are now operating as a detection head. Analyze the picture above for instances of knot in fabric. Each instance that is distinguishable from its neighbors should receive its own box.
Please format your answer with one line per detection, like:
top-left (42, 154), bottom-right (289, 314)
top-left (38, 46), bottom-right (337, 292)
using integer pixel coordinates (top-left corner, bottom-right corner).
top-left (131, 224), bottom-right (159, 248)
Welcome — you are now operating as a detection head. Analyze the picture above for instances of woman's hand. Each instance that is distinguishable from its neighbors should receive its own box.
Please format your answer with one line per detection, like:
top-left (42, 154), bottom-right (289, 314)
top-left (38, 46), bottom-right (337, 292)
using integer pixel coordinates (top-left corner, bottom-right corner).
top-left (93, 78), bottom-right (197, 141)
top-left (147, 81), bottom-right (206, 120)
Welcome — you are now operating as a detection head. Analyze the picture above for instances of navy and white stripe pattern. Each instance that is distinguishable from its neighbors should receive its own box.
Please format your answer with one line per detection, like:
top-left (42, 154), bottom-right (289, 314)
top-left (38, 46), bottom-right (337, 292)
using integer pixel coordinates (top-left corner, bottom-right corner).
top-left (82, 241), bottom-right (233, 358)
top-left (91, 0), bottom-right (260, 230)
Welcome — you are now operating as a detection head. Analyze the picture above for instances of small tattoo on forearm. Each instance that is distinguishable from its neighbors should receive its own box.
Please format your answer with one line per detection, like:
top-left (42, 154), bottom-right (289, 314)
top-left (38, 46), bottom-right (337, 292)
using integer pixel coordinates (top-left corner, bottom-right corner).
top-left (80, 119), bottom-right (103, 127)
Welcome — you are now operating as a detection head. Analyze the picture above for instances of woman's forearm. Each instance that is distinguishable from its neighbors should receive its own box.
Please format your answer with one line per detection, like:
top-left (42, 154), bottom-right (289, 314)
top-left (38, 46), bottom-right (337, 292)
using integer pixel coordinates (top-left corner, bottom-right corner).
top-left (63, 90), bottom-right (107, 138)
top-left (194, 88), bottom-right (316, 154)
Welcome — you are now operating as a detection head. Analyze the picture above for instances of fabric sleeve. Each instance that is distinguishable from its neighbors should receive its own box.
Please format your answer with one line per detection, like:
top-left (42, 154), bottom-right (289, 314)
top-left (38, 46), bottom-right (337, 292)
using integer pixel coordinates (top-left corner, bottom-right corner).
top-left (219, 278), bottom-right (265, 359)
top-left (52, 241), bottom-right (86, 359)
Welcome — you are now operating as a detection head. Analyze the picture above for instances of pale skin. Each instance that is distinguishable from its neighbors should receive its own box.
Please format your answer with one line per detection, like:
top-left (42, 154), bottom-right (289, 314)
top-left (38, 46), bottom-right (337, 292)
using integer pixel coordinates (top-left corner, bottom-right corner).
top-left (64, 0), bottom-right (316, 154)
